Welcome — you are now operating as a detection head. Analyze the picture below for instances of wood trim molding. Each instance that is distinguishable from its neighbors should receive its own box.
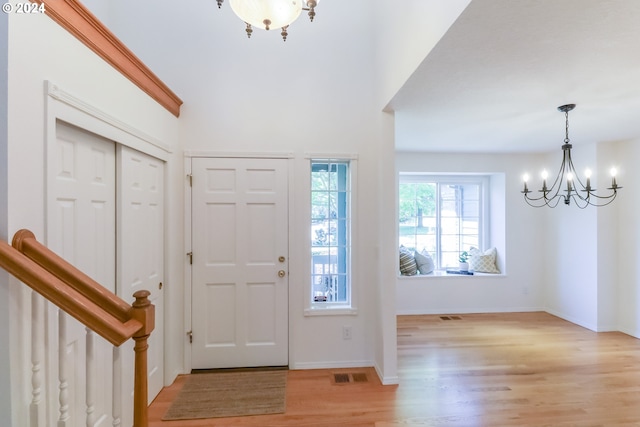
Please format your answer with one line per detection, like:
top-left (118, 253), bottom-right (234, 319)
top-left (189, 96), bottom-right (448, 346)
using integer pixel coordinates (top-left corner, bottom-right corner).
top-left (47, 81), bottom-right (173, 155)
top-left (32, 0), bottom-right (183, 117)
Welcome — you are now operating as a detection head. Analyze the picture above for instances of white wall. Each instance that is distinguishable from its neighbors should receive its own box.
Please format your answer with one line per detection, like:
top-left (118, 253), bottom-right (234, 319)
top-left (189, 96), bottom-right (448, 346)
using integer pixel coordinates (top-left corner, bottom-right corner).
top-left (0, 7), bottom-right (12, 426)
top-left (395, 151), bottom-right (546, 314)
top-left (373, 0), bottom-right (471, 109)
top-left (543, 145), bottom-right (599, 329)
top-left (375, 111), bottom-right (399, 384)
top-left (596, 141), bottom-right (620, 331)
top-left (4, 10), bottom-right (181, 425)
top-left (614, 138), bottom-right (640, 337)
top-left (371, 0), bottom-right (471, 377)
top-left (540, 142), bottom-right (626, 332)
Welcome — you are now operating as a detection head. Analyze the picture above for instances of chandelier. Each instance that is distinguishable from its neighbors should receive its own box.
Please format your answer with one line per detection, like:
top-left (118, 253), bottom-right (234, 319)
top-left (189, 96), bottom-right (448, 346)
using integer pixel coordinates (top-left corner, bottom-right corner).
top-left (216, 0), bottom-right (318, 41)
top-left (521, 104), bottom-right (621, 208)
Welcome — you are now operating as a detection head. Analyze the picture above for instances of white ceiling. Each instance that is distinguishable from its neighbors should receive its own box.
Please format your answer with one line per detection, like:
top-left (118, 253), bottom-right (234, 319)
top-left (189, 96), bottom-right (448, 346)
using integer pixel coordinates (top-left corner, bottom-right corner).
top-left (388, 0), bottom-right (640, 153)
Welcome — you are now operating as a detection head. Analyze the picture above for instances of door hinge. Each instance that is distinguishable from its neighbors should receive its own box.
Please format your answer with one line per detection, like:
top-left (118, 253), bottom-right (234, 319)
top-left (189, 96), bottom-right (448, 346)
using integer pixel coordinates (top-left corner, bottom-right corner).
top-left (187, 330), bottom-right (193, 344)
top-left (187, 173), bottom-right (192, 187)
top-left (187, 251), bottom-right (193, 264)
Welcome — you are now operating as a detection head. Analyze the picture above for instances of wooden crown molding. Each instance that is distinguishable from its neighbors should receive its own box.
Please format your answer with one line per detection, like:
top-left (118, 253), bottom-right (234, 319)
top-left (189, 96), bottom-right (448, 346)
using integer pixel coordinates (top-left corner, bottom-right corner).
top-left (31, 0), bottom-right (183, 117)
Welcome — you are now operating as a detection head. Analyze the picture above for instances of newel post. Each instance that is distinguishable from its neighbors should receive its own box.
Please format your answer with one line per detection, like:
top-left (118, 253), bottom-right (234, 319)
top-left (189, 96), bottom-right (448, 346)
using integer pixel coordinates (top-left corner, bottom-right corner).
top-left (131, 290), bottom-right (155, 427)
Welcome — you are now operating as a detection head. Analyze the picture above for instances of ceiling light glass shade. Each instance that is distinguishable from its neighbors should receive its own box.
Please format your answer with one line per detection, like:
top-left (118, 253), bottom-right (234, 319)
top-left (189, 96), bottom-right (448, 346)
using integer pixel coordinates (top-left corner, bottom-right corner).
top-left (229, 0), bottom-right (302, 30)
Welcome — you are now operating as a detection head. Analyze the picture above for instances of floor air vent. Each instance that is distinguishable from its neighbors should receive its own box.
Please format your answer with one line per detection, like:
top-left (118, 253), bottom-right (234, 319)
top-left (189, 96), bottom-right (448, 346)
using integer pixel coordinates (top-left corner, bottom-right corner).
top-left (352, 373), bottom-right (368, 383)
top-left (440, 315), bottom-right (462, 321)
top-left (332, 372), bottom-right (368, 384)
top-left (334, 373), bottom-right (350, 383)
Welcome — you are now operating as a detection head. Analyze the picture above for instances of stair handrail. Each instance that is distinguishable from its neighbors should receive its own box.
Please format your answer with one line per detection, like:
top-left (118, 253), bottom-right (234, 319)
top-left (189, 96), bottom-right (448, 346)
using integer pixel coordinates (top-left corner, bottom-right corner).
top-left (0, 229), bottom-right (154, 427)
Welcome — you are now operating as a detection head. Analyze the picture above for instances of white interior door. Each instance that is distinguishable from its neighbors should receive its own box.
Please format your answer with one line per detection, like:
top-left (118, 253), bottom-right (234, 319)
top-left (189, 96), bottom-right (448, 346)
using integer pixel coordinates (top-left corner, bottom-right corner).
top-left (117, 145), bottom-right (164, 405)
top-left (49, 121), bottom-right (116, 427)
top-left (191, 157), bottom-right (289, 369)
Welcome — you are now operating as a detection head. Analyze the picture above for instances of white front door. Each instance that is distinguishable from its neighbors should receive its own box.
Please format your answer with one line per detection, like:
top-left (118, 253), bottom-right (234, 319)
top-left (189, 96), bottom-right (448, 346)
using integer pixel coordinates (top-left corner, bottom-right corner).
top-left (117, 145), bottom-right (164, 403)
top-left (191, 157), bottom-right (289, 369)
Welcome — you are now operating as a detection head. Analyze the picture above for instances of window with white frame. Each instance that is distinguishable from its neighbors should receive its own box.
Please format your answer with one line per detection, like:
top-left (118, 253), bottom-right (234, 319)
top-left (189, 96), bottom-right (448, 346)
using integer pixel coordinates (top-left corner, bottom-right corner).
top-left (310, 160), bottom-right (351, 305)
top-left (398, 174), bottom-right (488, 270)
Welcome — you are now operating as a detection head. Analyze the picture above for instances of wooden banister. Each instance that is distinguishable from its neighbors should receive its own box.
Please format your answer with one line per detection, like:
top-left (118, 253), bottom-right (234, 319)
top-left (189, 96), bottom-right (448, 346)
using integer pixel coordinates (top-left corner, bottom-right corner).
top-left (131, 290), bottom-right (154, 427)
top-left (12, 229), bottom-right (132, 322)
top-left (0, 229), bottom-right (154, 427)
top-left (0, 239), bottom-right (140, 345)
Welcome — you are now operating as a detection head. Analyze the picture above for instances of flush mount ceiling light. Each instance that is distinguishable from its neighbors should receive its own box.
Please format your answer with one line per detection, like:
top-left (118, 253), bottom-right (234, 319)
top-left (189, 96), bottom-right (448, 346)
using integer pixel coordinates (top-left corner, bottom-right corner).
top-left (216, 0), bottom-right (318, 41)
top-left (521, 104), bottom-right (622, 208)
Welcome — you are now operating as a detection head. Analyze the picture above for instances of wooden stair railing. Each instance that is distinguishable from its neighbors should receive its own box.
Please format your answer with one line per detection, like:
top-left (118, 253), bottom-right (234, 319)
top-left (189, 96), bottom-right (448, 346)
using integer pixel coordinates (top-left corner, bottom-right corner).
top-left (0, 229), bottom-right (154, 427)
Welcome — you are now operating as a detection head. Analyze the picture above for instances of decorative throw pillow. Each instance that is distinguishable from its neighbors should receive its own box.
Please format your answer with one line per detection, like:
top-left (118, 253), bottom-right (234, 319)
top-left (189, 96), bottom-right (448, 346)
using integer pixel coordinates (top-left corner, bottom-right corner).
top-left (399, 247), bottom-right (417, 276)
top-left (414, 250), bottom-right (434, 274)
top-left (469, 247), bottom-right (500, 273)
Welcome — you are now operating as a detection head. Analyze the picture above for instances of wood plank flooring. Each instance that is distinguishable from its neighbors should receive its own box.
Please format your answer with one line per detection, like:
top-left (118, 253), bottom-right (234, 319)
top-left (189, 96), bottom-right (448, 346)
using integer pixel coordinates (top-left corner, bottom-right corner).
top-left (149, 312), bottom-right (640, 426)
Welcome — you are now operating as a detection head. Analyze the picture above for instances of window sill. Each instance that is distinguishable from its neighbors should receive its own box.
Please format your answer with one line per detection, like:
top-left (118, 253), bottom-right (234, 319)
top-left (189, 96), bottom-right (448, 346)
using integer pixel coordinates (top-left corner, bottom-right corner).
top-left (398, 270), bottom-right (506, 279)
top-left (304, 306), bottom-right (358, 316)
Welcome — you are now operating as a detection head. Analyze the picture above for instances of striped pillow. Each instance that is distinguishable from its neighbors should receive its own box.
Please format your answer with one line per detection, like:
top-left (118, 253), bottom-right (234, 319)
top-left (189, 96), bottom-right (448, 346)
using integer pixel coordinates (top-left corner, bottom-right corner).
top-left (399, 247), bottom-right (417, 276)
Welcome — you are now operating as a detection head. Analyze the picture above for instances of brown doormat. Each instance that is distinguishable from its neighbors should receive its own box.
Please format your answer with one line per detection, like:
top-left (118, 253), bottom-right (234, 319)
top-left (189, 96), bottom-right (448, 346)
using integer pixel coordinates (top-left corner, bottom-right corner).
top-left (162, 370), bottom-right (287, 420)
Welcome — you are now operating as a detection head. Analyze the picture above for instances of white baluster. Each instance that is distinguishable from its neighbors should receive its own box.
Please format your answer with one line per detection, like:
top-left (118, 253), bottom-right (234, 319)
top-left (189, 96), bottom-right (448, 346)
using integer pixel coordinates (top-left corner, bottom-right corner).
top-left (86, 328), bottom-right (95, 427)
top-left (112, 347), bottom-right (122, 427)
top-left (29, 292), bottom-right (44, 427)
top-left (58, 311), bottom-right (70, 426)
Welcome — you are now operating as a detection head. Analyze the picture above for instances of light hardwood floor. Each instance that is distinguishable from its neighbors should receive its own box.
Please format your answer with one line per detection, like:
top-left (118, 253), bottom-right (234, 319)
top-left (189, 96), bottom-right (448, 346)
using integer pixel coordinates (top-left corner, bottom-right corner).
top-left (149, 312), bottom-right (640, 426)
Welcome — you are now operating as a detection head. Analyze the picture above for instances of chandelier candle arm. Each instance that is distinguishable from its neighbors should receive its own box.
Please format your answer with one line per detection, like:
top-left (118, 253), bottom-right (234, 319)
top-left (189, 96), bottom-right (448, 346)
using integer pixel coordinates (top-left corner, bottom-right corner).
top-left (522, 174), bottom-right (530, 193)
top-left (584, 169), bottom-right (592, 192)
top-left (609, 168), bottom-right (620, 189)
top-left (522, 103), bottom-right (622, 208)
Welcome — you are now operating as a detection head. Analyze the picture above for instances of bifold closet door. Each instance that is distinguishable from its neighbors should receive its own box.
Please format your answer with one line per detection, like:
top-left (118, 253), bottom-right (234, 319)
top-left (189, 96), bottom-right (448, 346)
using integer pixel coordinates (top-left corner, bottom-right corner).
top-left (117, 145), bottom-right (165, 409)
top-left (49, 121), bottom-right (116, 427)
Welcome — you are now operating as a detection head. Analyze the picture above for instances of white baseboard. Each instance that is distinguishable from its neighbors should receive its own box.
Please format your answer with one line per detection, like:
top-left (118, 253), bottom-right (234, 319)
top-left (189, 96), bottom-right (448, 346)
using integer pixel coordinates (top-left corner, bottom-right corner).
top-left (396, 307), bottom-right (545, 315)
top-left (289, 360), bottom-right (373, 371)
top-left (617, 325), bottom-right (640, 339)
top-left (373, 362), bottom-right (399, 385)
top-left (164, 369), bottom-right (182, 387)
top-left (544, 308), bottom-right (598, 332)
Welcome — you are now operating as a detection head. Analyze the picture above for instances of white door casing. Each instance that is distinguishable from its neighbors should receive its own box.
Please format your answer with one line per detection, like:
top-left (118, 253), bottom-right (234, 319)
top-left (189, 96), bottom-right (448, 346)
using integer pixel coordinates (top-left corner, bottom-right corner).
top-left (191, 157), bottom-right (289, 369)
top-left (117, 145), bottom-right (165, 409)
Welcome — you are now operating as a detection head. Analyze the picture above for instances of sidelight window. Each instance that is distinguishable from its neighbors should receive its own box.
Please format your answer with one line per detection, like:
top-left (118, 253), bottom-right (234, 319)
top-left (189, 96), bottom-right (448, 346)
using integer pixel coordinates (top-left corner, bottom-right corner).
top-left (310, 160), bottom-right (351, 306)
